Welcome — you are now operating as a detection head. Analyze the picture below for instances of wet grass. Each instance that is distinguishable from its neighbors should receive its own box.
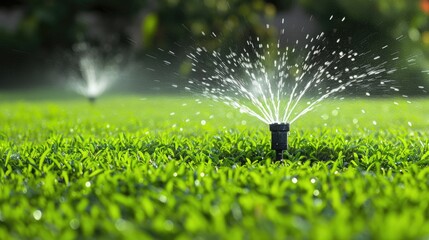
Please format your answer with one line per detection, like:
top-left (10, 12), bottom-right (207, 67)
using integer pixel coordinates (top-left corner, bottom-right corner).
top-left (1, 94), bottom-right (429, 239)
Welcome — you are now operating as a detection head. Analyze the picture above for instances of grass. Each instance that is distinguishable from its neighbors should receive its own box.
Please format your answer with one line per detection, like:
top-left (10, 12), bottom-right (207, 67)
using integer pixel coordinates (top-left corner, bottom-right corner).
top-left (1, 92), bottom-right (429, 239)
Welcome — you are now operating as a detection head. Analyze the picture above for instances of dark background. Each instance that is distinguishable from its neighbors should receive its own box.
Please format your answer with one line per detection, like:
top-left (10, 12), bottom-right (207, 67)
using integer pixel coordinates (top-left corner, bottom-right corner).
top-left (0, 0), bottom-right (428, 95)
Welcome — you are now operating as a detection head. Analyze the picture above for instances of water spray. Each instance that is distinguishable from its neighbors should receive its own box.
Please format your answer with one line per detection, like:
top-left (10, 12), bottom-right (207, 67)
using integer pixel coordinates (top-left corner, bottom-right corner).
top-left (67, 44), bottom-right (121, 103)
top-left (269, 123), bottom-right (290, 161)
top-left (183, 18), bottom-right (397, 162)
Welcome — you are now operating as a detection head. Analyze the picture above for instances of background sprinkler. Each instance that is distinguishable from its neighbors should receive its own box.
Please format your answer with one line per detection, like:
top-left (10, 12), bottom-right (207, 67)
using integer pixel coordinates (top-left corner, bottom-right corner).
top-left (88, 96), bottom-right (96, 104)
top-left (66, 43), bottom-right (123, 104)
top-left (269, 123), bottom-right (290, 161)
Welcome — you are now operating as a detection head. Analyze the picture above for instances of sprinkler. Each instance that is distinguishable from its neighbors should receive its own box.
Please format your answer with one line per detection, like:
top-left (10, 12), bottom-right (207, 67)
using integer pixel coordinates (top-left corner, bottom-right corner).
top-left (88, 96), bottom-right (96, 104)
top-left (269, 123), bottom-right (290, 161)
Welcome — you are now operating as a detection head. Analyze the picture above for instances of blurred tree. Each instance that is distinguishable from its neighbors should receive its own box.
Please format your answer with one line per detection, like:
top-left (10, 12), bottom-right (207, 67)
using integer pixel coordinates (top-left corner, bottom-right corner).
top-left (143, 0), bottom-right (293, 51)
top-left (0, 0), bottom-right (294, 53)
top-left (299, 0), bottom-right (429, 93)
top-left (0, 0), bottom-right (148, 52)
top-left (0, 0), bottom-right (428, 92)
top-left (138, 0), bottom-right (295, 79)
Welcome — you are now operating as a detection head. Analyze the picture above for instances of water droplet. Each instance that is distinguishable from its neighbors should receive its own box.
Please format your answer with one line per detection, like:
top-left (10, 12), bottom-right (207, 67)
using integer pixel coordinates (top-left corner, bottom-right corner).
top-left (201, 120), bottom-right (206, 125)
top-left (194, 180), bottom-right (201, 186)
top-left (170, 112), bottom-right (175, 116)
top-left (365, 92), bottom-right (370, 96)
top-left (313, 189), bottom-right (320, 196)
top-left (372, 120), bottom-right (377, 125)
top-left (33, 210), bottom-right (42, 220)
top-left (321, 114), bottom-right (329, 120)
top-left (69, 219), bottom-right (80, 229)
top-left (115, 219), bottom-right (128, 231)
top-left (85, 181), bottom-right (91, 188)
top-left (310, 178), bottom-right (316, 184)
top-left (173, 172), bottom-right (178, 177)
top-left (408, 122), bottom-right (412, 127)
top-left (159, 195), bottom-right (168, 203)
top-left (241, 120), bottom-right (247, 125)
top-left (292, 177), bottom-right (298, 184)
top-left (200, 172), bottom-right (205, 177)
top-left (353, 118), bottom-right (359, 124)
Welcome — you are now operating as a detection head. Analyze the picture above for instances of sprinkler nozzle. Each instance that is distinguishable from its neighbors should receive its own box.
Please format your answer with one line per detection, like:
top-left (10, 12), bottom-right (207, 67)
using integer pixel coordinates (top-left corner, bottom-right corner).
top-left (88, 96), bottom-right (96, 104)
top-left (269, 123), bottom-right (290, 161)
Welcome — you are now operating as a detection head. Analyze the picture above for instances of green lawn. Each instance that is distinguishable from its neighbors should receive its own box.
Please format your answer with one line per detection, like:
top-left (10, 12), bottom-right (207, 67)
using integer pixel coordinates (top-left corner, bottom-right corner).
top-left (1, 93), bottom-right (429, 239)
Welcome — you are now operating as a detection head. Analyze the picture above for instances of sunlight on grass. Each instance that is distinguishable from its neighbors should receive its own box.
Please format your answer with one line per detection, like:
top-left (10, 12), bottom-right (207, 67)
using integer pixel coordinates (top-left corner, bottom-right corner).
top-left (0, 94), bottom-right (429, 239)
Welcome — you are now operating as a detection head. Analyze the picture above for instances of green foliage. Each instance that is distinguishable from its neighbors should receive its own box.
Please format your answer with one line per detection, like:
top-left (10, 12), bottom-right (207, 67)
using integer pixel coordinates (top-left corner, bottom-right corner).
top-left (0, 0), bottom-right (287, 51)
top-left (152, 0), bottom-right (287, 50)
top-left (0, 93), bottom-right (429, 238)
top-left (141, 13), bottom-right (159, 49)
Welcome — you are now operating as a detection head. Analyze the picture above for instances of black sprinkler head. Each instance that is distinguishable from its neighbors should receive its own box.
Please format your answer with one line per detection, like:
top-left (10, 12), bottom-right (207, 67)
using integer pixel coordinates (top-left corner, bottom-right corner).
top-left (269, 123), bottom-right (290, 161)
top-left (88, 96), bottom-right (96, 104)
